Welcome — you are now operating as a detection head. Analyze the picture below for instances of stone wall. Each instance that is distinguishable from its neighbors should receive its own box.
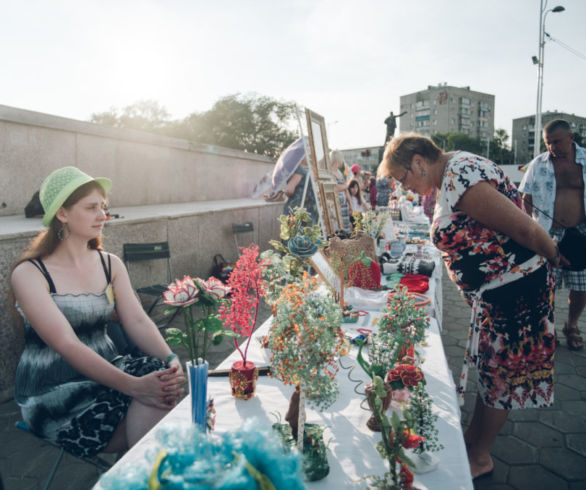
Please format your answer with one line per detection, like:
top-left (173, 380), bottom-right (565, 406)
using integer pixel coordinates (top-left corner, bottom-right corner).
top-left (0, 104), bottom-right (274, 216)
top-left (0, 104), bottom-right (284, 402)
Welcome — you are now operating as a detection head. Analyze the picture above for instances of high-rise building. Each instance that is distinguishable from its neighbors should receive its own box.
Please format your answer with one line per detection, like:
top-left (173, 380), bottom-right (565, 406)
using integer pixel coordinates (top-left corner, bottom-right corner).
top-left (399, 84), bottom-right (495, 140)
top-left (512, 111), bottom-right (586, 165)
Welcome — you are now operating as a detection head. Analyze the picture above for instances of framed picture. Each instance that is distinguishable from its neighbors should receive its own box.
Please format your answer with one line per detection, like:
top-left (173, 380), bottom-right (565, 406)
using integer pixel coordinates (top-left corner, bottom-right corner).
top-left (305, 109), bottom-right (331, 180)
top-left (319, 181), bottom-right (343, 236)
top-left (310, 250), bottom-right (341, 295)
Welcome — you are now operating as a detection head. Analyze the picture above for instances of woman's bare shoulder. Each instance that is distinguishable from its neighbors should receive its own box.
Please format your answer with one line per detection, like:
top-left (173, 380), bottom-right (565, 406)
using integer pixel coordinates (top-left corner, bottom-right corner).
top-left (11, 260), bottom-right (49, 292)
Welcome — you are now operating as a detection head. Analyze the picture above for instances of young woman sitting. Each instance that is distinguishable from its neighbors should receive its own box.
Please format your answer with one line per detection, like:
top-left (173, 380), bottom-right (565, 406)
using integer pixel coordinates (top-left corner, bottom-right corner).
top-left (11, 166), bottom-right (185, 458)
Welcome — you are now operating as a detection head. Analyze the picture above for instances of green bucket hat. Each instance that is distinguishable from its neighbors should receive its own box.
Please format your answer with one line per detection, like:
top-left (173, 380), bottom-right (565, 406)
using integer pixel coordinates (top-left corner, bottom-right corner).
top-left (40, 166), bottom-right (112, 226)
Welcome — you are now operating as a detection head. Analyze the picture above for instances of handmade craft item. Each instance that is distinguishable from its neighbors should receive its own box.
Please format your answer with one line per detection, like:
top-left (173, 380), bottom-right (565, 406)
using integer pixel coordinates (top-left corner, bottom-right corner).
top-left (327, 230), bottom-right (377, 282)
top-left (98, 419), bottom-right (305, 490)
top-left (403, 383), bottom-right (443, 473)
top-left (378, 285), bottom-right (430, 365)
top-left (219, 244), bottom-right (267, 399)
top-left (164, 276), bottom-right (235, 427)
top-left (347, 251), bottom-right (382, 290)
top-left (269, 274), bottom-right (344, 480)
top-left (363, 376), bottom-right (424, 489)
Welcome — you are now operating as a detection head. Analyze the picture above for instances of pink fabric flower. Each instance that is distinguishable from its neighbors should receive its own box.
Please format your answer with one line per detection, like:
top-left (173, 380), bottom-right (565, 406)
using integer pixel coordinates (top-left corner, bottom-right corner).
top-left (163, 276), bottom-right (200, 307)
top-left (196, 277), bottom-right (231, 300)
top-left (391, 387), bottom-right (411, 403)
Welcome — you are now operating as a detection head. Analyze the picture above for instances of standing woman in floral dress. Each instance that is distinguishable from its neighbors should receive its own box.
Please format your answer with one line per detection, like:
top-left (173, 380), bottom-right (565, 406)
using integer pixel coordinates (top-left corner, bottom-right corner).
top-left (379, 134), bottom-right (562, 480)
top-left (11, 166), bottom-right (184, 458)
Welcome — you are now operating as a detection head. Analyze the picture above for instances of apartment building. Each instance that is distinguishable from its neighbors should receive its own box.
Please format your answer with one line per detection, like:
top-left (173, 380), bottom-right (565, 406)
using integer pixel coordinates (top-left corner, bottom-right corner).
top-left (512, 111), bottom-right (586, 165)
top-left (399, 84), bottom-right (495, 140)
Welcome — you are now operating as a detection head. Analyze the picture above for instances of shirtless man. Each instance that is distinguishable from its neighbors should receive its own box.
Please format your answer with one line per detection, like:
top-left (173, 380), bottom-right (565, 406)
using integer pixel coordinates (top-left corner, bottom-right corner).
top-left (520, 119), bottom-right (586, 350)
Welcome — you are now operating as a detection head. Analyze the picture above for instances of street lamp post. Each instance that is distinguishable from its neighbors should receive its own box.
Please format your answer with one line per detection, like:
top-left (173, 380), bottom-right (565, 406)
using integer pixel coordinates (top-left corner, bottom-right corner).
top-left (533, 0), bottom-right (565, 159)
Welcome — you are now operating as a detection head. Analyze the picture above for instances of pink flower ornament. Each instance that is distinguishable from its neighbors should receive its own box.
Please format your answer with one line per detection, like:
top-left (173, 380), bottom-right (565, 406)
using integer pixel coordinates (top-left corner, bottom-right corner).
top-left (391, 387), bottom-right (411, 404)
top-left (196, 277), bottom-right (231, 300)
top-left (163, 276), bottom-right (200, 307)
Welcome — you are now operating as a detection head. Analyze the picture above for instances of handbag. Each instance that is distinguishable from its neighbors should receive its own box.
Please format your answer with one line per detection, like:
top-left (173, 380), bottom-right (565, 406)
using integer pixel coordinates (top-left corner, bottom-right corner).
top-left (559, 227), bottom-right (586, 271)
top-left (210, 254), bottom-right (236, 283)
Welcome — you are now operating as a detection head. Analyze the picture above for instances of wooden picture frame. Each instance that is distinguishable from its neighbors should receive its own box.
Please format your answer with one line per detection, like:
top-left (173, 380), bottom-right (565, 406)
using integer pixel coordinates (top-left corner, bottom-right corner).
top-left (319, 181), bottom-right (343, 236)
top-left (305, 109), bottom-right (331, 180)
top-left (310, 250), bottom-right (341, 295)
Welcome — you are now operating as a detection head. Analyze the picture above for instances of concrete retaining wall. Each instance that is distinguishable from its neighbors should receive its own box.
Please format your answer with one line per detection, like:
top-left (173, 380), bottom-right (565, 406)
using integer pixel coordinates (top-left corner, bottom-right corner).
top-left (0, 104), bottom-right (274, 216)
top-left (0, 104), bottom-right (284, 402)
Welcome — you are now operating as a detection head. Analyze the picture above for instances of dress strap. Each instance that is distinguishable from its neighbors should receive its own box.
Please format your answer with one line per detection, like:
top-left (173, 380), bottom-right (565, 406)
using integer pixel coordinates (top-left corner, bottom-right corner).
top-left (28, 258), bottom-right (57, 294)
top-left (98, 250), bottom-right (112, 284)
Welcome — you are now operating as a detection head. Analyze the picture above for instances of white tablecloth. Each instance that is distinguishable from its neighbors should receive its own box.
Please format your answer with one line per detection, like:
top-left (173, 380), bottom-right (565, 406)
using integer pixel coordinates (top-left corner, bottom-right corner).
top-left (95, 258), bottom-right (473, 489)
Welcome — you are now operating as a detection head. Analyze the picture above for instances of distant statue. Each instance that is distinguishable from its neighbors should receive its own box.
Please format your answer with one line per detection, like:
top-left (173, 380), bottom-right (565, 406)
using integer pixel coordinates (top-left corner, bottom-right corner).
top-left (384, 110), bottom-right (407, 144)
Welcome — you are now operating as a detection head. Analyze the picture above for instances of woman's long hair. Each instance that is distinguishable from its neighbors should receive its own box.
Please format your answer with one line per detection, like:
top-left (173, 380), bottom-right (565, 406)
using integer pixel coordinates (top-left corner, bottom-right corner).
top-left (10, 181), bottom-right (106, 322)
top-left (14, 181), bottom-right (105, 268)
top-left (347, 179), bottom-right (364, 206)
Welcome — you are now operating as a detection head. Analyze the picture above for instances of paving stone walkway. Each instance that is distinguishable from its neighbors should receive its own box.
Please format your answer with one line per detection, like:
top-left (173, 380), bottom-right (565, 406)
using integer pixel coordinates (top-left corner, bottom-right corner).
top-left (442, 271), bottom-right (586, 490)
top-left (1, 273), bottom-right (585, 489)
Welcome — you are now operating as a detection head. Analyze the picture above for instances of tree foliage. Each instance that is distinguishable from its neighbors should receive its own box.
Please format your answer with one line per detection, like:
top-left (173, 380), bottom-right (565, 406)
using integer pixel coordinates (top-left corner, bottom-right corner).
top-left (431, 129), bottom-right (514, 165)
top-left (89, 94), bottom-right (298, 158)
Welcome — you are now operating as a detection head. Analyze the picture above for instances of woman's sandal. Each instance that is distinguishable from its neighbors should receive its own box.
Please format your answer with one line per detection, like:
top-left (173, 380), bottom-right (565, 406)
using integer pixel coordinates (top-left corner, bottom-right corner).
top-left (562, 323), bottom-right (584, 351)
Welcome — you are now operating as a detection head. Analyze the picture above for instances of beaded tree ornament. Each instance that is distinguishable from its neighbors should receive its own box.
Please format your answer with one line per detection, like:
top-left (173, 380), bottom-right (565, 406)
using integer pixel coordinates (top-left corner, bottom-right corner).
top-left (377, 285), bottom-right (430, 365)
top-left (268, 274), bottom-right (345, 480)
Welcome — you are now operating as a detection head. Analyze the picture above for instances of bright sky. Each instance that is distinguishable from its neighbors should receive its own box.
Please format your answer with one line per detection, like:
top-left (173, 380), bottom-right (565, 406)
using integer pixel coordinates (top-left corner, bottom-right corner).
top-left (2, 0), bottom-right (585, 150)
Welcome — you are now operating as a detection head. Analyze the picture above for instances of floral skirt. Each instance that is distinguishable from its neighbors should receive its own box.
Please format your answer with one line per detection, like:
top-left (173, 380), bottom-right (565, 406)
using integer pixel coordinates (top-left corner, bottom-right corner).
top-left (477, 265), bottom-right (555, 409)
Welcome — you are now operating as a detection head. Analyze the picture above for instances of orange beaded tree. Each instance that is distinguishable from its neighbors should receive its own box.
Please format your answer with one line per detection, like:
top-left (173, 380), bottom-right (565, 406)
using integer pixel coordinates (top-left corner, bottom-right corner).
top-left (268, 274), bottom-right (345, 451)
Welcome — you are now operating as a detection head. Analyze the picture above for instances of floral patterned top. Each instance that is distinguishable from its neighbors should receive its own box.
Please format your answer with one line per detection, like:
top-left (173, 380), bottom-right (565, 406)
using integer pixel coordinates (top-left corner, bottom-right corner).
top-left (431, 152), bottom-right (535, 302)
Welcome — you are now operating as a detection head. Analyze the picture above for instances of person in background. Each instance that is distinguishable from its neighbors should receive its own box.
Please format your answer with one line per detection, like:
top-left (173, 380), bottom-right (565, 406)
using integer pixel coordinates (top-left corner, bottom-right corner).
top-left (347, 178), bottom-right (368, 229)
top-left (379, 133), bottom-right (561, 481)
top-left (350, 163), bottom-right (361, 181)
top-left (369, 176), bottom-right (378, 210)
top-left (375, 176), bottom-right (392, 208)
top-left (329, 150), bottom-right (352, 232)
top-left (11, 167), bottom-right (185, 459)
top-left (519, 119), bottom-right (586, 351)
top-left (284, 158), bottom-right (319, 224)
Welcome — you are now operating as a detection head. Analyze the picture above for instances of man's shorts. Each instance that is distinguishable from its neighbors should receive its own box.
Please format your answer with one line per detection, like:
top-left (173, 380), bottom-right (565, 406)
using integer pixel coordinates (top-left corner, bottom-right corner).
top-left (550, 221), bottom-right (586, 291)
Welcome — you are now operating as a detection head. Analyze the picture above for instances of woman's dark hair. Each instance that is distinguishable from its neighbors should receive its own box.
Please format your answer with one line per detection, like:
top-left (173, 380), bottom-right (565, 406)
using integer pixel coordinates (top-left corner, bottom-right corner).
top-left (378, 132), bottom-right (442, 179)
top-left (347, 178), bottom-right (364, 206)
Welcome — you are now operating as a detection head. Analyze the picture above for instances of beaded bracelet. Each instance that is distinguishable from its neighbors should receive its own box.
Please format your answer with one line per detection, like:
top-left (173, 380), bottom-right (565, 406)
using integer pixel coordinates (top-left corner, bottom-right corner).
top-left (165, 353), bottom-right (178, 366)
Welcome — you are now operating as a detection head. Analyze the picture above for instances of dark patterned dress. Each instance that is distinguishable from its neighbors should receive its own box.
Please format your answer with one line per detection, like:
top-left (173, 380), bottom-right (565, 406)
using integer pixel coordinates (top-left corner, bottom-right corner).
top-left (431, 152), bottom-right (555, 410)
top-left (334, 172), bottom-right (351, 232)
top-left (285, 165), bottom-right (319, 225)
top-left (14, 251), bottom-right (165, 457)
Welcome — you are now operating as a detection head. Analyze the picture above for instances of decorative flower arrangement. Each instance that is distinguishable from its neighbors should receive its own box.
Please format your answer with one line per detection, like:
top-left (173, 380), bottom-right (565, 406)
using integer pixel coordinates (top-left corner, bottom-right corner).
top-left (386, 364), bottom-right (425, 390)
top-left (219, 243), bottom-right (267, 369)
top-left (164, 276), bottom-right (235, 364)
top-left (353, 209), bottom-right (392, 239)
top-left (404, 383), bottom-right (443, 456)
top-left (365, 376), bottom-right (424, 490)
top-left (266, 207), bottom-right (322, 280)
top-left (269, 274), bottom-right (344, 411)
top-left (219, 244), bottom-right (267, 399)
top-left (386, 364), bottom-right (425, 407)
top-left (268, 273), bottom-right (344, 479)
top-left (377, 285), bottom-right (430, 365)
top-left (98, 419), bottom-right (305, 490)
